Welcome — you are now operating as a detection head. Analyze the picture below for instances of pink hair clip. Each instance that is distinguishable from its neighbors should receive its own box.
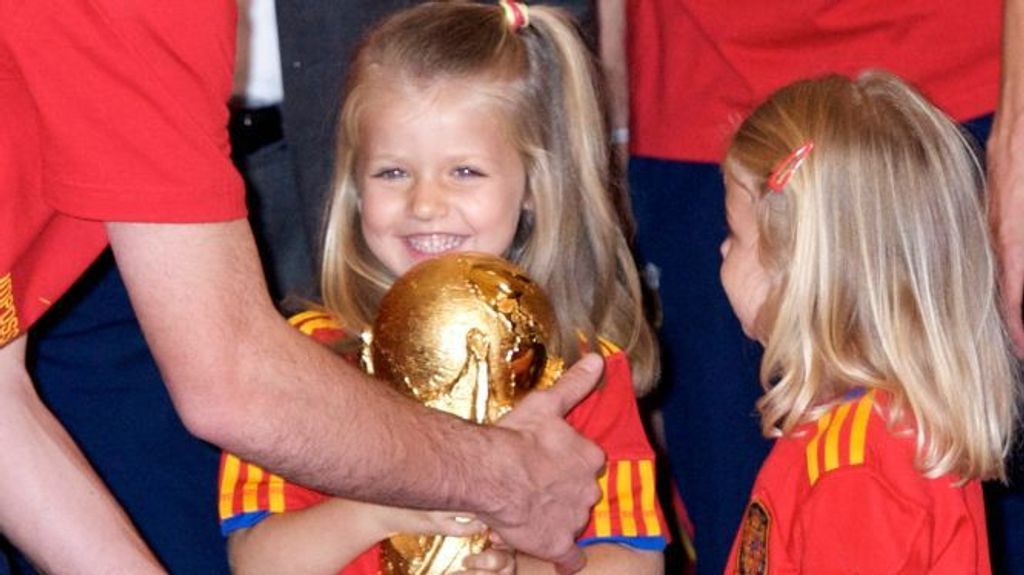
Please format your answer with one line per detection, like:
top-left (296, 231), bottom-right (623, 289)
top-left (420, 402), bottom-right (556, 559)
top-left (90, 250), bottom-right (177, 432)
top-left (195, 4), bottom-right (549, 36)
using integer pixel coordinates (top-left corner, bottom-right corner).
top-left (499, 0), bottom-right (530, 31)
top-left (766, 141), bottom-right (814, 193)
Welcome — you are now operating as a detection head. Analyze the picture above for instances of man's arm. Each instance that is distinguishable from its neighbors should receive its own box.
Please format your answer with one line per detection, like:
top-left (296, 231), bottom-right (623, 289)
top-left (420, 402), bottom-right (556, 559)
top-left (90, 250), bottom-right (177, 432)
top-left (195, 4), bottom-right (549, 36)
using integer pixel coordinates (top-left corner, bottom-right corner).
top-left (106, 220), bottom-right (604, 571)
top-left (0, 336), bottom-right (163, 574)
top-left (989, 0), bottom-right (1024, 355)
top-left (598, 0), bottom-right (629, 164)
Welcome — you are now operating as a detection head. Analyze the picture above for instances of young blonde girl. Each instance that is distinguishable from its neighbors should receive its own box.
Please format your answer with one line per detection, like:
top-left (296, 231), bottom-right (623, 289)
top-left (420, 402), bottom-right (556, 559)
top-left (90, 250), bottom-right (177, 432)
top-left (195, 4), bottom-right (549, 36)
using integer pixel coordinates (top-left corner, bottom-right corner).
top-left (720, 71), bottom-right (1019, 573)
top-left (218, 2), bottom-right (666, 574)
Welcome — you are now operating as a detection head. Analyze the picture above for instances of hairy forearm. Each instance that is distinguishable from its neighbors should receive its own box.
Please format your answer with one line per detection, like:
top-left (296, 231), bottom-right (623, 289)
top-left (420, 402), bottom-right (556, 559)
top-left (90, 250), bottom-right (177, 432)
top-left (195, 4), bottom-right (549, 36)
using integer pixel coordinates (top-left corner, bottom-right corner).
top-left (0, 337), bottom-right (163, 574)
top-left (995, 0), bottom-right (1024, 130)
top-left (108, 220), bottom-right (604, 569)
top-left (597, 0), bottom-right (628, 133)
top-left (991, 0), bottom-right (1024, 182)
top-left (1002, 0), bottom-right (1024, 108)
top-left (106, 221), bottom-right (499, 512)
top-left (989, 0), bottom-right (1024, 353)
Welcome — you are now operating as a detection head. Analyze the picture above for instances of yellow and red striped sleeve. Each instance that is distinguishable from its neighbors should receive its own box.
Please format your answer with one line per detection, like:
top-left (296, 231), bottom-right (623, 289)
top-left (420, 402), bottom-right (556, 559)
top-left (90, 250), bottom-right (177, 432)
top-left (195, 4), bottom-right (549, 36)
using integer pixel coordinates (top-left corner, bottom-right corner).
top-left (217, 453), bottom-right (328, 535)
top-left (570, 340), bottom-right (668, 550)
top-left (805, 389), bottom-right (877, 486)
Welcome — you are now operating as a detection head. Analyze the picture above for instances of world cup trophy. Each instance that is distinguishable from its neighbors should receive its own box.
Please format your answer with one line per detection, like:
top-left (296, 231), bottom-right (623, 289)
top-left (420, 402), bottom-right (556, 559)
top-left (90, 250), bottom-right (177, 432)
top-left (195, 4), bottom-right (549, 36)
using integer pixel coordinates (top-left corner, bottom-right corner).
top-left (365, 252), bottom-right (564, 575)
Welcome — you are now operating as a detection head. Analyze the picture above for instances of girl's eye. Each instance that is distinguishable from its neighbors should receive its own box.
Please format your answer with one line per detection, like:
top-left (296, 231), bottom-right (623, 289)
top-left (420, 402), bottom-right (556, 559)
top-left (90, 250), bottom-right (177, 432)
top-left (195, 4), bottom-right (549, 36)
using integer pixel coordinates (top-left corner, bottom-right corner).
top-left (372, 167), bottom-right (407, 180)
top-left (453, 166), bottom-right (485, 178)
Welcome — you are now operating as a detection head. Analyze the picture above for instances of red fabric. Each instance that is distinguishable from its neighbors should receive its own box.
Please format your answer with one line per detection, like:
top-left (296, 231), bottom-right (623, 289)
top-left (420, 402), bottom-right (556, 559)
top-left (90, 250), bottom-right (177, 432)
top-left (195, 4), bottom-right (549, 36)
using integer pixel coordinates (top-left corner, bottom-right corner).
top-left (0, 0), bottom-right (246, 344)
top-left (724, 391), bottom-right (991, 574)
top-left (220, 312), bottom-right (668, 574)
top-left (628, 0), bottom-right (1000, 163)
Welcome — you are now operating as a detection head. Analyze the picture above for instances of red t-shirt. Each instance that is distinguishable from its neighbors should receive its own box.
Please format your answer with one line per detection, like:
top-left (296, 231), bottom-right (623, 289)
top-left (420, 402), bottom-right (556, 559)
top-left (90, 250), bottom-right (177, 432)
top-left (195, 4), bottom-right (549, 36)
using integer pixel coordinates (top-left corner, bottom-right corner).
top-left (628, 0), bottom-right (1000, 163)
top-left (219, 311), bottom-right (669, 574)
top-left (725, 390), bottom-right (991, 574)
top-left (0, 0), bottom-right (246, 344)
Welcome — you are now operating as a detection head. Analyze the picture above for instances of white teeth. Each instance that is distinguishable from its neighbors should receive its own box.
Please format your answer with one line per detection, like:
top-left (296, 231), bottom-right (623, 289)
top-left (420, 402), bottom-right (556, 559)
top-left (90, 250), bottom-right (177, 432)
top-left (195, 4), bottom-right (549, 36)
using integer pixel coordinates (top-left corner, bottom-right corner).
top-left (407, 234), bottom-right (464, 254)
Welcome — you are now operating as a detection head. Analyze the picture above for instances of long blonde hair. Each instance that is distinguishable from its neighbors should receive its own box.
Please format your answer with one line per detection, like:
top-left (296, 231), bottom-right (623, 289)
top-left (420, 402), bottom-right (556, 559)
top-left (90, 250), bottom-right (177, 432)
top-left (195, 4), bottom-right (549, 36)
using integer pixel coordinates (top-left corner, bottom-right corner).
top-left (320, 2), bottom-right (657, 393)
top-left (726, 71), bottom-right (1019, 480)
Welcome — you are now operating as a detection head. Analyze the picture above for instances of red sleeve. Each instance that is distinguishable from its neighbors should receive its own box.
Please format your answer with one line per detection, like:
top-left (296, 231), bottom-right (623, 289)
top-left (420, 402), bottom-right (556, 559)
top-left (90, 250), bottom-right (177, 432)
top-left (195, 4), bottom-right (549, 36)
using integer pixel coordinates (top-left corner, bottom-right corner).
top-left (794, 467), bottom-right (931, 572)
top-left (4, 0), bottom-right (245, 222)
top-left (568, 349), bottom-right (668, 550)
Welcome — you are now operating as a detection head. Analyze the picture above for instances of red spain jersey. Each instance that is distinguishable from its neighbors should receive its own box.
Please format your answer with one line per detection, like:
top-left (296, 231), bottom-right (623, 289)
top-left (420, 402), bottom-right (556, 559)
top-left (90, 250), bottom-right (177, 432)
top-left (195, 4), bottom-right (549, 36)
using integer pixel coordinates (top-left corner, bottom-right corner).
top-left (725, 389), bottom-right (991, 574)
top-left (219, 311), bottom-right (668, 574)
top-left (0, 0), bottom-right (245, 345)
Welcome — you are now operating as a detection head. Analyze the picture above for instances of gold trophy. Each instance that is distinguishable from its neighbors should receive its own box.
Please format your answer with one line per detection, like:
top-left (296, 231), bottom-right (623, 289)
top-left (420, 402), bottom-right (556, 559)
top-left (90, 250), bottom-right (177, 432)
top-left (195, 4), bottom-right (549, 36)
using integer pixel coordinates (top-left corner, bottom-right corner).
top-left (365, 252), bottom-right (563, 575)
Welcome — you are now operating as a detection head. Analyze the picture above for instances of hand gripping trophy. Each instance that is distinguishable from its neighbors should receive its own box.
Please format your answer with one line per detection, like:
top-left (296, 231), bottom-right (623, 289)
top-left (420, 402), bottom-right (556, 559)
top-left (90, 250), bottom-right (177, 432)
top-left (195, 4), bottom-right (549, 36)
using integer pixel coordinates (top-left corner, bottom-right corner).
top-left (364, 252), bottom-right (564, 575)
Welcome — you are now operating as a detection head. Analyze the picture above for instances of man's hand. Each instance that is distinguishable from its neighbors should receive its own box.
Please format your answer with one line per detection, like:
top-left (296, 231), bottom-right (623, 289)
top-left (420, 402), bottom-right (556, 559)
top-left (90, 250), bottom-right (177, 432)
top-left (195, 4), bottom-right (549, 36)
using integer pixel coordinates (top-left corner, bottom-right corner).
top-left (485, 353), bottom-right (606, 574)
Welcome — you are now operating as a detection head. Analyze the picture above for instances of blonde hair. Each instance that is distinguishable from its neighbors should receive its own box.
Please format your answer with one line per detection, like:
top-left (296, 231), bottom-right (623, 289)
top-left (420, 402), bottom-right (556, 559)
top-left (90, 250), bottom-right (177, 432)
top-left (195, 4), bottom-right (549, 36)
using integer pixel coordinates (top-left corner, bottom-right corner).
top-left (726, 71), bottom-right (1019, 480)
top-left (320, 2), bottom-right (658, 393)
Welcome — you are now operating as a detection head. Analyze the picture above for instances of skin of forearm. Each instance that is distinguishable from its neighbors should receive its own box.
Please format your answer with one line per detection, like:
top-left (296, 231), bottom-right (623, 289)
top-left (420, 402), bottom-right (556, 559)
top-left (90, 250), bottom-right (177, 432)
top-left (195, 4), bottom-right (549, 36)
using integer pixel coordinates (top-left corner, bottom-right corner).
top-left (0, 337), bottom-right (163, 574)
top-left (228, 499), bottom-right (385, 575)
top-left (106, 221), bottom-right (501, 513)
top-left (108, 221), bottom-right (605, 570)
top-left (989, 0), bottom-right (1024, 352)
top-left (1001, 0), bottom-right (1024, 106)
top-left (518, 545), bottom-right (664, 575)
top-left (597, 0), bottom-right (628, 133)
top-left (990, 0), bottom-right (1024, 183)
top-left (209, 316), bottom-right (491, 510)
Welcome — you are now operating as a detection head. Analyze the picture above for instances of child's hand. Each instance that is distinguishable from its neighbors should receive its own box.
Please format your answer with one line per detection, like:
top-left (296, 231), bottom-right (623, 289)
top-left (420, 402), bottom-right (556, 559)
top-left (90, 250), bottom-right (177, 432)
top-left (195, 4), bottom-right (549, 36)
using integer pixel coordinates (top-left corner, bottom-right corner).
top-left (454, 540), bottom-right (516, 575)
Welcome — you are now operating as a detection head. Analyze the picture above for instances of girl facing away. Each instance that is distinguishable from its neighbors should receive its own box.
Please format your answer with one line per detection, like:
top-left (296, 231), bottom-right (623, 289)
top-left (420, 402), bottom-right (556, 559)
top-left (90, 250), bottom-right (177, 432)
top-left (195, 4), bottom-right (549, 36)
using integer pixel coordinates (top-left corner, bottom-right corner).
top-left (217, 2), bottom-right (667, 574)
top-left (720, 71), bottom-right (1020, 573)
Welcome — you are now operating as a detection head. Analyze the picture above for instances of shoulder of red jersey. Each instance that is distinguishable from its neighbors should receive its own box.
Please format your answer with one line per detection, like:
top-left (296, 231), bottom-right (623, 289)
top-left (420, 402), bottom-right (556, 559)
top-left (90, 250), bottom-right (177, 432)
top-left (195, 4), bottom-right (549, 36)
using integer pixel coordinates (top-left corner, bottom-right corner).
top-left (803, 389), bottom-right (881, 486)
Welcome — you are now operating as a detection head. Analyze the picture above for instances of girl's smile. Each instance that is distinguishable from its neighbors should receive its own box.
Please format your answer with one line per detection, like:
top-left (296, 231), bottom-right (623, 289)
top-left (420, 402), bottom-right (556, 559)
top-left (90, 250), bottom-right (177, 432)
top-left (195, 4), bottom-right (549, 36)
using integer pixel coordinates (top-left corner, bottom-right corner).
top-left (357, 80), bottom-right (530, 276)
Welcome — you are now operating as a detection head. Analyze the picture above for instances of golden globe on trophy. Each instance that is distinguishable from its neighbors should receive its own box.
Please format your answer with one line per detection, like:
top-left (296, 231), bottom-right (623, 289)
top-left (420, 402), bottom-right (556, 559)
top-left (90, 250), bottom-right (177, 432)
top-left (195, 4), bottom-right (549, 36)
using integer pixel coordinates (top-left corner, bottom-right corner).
top-left (364, 252), bottom-right (564, 575)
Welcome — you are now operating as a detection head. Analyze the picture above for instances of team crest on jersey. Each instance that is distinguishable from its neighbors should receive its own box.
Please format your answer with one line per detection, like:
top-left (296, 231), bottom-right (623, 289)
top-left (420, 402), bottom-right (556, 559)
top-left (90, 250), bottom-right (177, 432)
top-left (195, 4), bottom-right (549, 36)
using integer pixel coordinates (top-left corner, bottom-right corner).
top-left (738, 499), bottom-right (770, 574)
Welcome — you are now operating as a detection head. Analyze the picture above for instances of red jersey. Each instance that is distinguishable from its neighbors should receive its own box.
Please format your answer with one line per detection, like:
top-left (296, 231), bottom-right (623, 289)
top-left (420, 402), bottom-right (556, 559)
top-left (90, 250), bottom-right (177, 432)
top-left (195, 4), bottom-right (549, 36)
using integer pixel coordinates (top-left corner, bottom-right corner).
top-left (628, 0), bottom-right (1000, 163)
top-left (725, 390), bottom-right (990, 574)
top-left (219, 311), bottom-right (669, 574)
top-left (0, 0), bottom-right (246, 344)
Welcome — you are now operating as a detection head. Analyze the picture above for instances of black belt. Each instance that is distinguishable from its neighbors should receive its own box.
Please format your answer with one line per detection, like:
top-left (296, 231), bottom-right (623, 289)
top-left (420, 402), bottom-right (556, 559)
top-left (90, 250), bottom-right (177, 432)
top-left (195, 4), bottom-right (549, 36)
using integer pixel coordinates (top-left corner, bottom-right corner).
top-left (229, 104), bottom-right (284, 157)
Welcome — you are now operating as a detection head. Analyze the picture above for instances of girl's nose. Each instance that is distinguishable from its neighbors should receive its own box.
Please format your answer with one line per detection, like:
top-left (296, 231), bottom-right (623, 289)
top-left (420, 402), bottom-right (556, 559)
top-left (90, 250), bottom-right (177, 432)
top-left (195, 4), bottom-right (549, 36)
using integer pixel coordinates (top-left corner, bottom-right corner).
top-left (409, 179), bottom-right (448, 220)
top-left (720, 238), bottom-right (731, 258)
